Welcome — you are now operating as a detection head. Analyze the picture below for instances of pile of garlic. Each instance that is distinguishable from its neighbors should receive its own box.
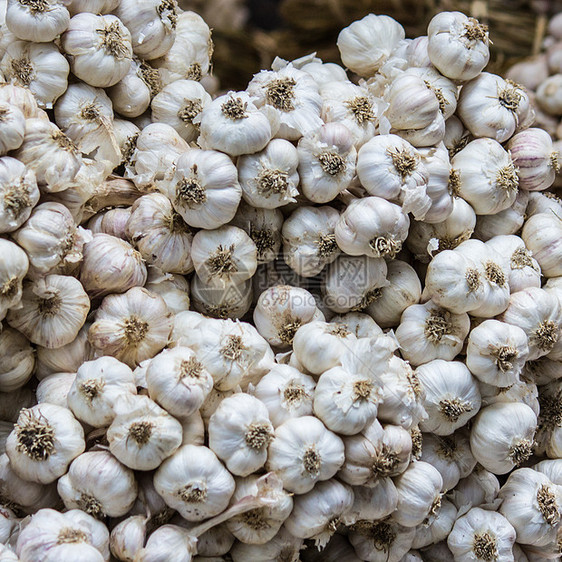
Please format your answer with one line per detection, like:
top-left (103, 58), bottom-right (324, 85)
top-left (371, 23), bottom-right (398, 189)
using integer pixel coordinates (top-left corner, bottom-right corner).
top-left (1, 2), bottom-right (562, 561)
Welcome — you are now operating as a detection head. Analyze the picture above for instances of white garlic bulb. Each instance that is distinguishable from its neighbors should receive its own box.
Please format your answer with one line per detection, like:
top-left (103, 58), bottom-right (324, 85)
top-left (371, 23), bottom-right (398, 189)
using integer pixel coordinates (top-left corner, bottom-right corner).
top-left (6, 0), bottom-right (69, 42)
top-left (346, 479), bottom-right (399, 523)
top-left (229, 526), bottom-right (303, 562)
top-left (535, 379), bottom-right (562, 458)
top-left (6, 403), bottom-right (84, 484)
top-left (474, 189), bottom-right (528, 242)
top-left (0, 238), bottom-right (28, 321)
top-left (67, 356), bottom-right (136, 428)
top-left (253, 364), bottom-right (315, 427)
top-left (144, 268), bottom-right (190, 315)
top-left (57, 450), bottom-right (137, 518)
top-left (335, 196), bottom-right (410, 258)
top-left (237, 138), bottom-right (299, 209)
top-left (160, 148), bottom-right (241, 230)
top-left (479, 379), bottom-right (540, 417)
top-left (470, 402), bottom-right (538, 474)
top-left (109, 515), bottom-right (147, 562)
top-left (190, 275), bottom-right (253, 320)
top-left (522, 212), bottom-right (562, 278)
top-left (7, 274), bottom-right (89, 349)
top-left (427, 11), bottom-right (490, 81)
top-left (154, 444), bottom-right (235, 521)
top-left (108, 59), bottom-right (152, 118)
top-left (0, 327), bottom-right (34, 392)
top-left (208, 393), bottom-right (273, 477)
top-left (331, 311), bottom-right (383, 339)
top-left (337, 14), bottom-right (405, 77)
top-left (88, 287), bottom-right (173, 368)
top-left (466, 319), bottom-right (529, 386)
top-left (107, 394), bottom-right (182, 471)
top-left (396, 301), bottom-right (470, 367)
top-left (36, 372), bottom-right (75, 407)
top-left (62, 13), bottom-right (133, 88)
top-left (411, 497), bottom-right (458, 550)
top-left (127, 193), bottom-right (194, 274)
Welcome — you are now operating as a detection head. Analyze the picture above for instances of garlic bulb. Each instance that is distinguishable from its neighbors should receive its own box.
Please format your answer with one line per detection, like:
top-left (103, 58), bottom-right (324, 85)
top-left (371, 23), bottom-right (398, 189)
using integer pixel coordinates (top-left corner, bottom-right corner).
top-left (522, 212), bottom-right (562, 278)
top-left (6, 0), bottom-right (69, 42)
top-left (0, 103), bottom-right (23, 157)
top-left (6, 403), bottom-right (84, 484)
top-left (136, 524), bottom-right (196, 562)
top-left (225, 474), bottom-right (293, 544)
top-left (0, 156), bottom-right (38, 233)
top-left (346, 479), bottom-right (399, 524)
top-left (522, 356), bottom-right (562, 386)
top-left (108, 60), bottom-right (154, 119)
top-left (208, 393), bottom-right (273, 477)
top-left (197, 91), bottom-right (274, 156)
top-left (396, 301), bottom-right (470, 367)
top-left (451, 138), bottom-right (519, 215)
top-left (298, 122), bottom-right (357, 204)
top-left (479, 379), bottom-right (539, 417)
top-left (536, 74), bottom-right (562, 115)
top-left (62, 13), bottom-right (133, 88)
top-left (80, 233), bottom-right (147, 299)
top-left (411, 498), bottom-right (458, 550)
top-left (247, 64), bottom-right (323, 141)
top-left (417, 359), bottom-right (481, 435)
top-left (331, 311), bottom-right (383, 339)
top-left (36, 372), bottom-right (75, 407)
top-left (88, 206), bottom-right (131, 239)
top-left (284, 479), bottom-right (354, 548)
top-left (14, 118), bottom-right (83, 193)
top-left (535, 379), bottom-right (562, 458)
top-left (237, 138), bottom-right (299, 209)
top-left (427, 11), bottom-right (490, 81)
top-left (67, 356), bottom-right (136, 427)
top-left (451, 464), bottom-right (500, 511)
top-left (447, 507), bottom-right (516, 562)
top-left (69, 0), bottom-right (119, 14)
top-left (114, 0), bottom-right (178, 60)
top-left (282, 205), bottom-right (340, 277)
top-left (107, 394), bottom-right (182, 471)
top-left (190, 275), bottom-right (253, 320)
top-left (146, 346), bottom-right (213, 418)
top-left (335, 196), bottom-right (410, 258)
top-left (15, 508), bottom-right (109, 562)
top-left (466, 319), bottom-right (529, 386)
top-left (154, 444), bottom-right (235, 521)
top-left (507, 128), bottom-right (559, 192)
top-left (7, 274), bottom-right (89, 349)
top-left (470, 402), bottom-right (537, 474)
top-left (0, 327), bottom-right (34, 392)
top-left (89, 287), bottom-right (173, 367)
top-left (110, 515), bottom-right (148, 562)
top-left (527, 192), bottom-right (562, 218)
top-left (144, 268), bottom-right (190, 314)
top-left (229, 526), bottom-right (303, 562)
top-left (253, 364), bottom-right (315, 427)
top-left (0, 238), bottom-right (28, 320)
top-left (501, 287), bottom-right (561, 360)
top-left (337, 14), bottom-right (405, 77)
top-left (499, 468), bottom-right (562, 548)
top-left (160, 148), bottom-right (241, 230)
top-left (57, 450), bottom-right (137, 518)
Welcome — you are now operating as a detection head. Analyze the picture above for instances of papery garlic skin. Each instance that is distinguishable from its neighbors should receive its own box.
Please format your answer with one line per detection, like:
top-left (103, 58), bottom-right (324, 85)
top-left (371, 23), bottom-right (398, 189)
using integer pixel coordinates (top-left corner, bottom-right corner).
top-left (6, 0), bottom-right (70, 43)
top-left (522, 211), bottom-right (562, 279)
top-left (191, 275), bottom-right (253, 320)
top-left (109, 59), bottom-right (152, 119)
top-left (36, 372), bottom-right (75, 407)
top-left (412, 497), bottom-right (458, 549)
top-left (0, 238), bottom-right (28, 321)
top-left (229, 524), bottom-right (303, 561)
top-left (0, 327), bottom-right (34, 392)
top-left (57, 450), bottom-right (137, 518)
top-left (154, 444), bottom-right (235, 521)
top-left (109, 515), bottom-right (147, 562)
top-left (144, 268), bottom-right (190, 314)
top-left (6, 403), bottom-right (84, 484)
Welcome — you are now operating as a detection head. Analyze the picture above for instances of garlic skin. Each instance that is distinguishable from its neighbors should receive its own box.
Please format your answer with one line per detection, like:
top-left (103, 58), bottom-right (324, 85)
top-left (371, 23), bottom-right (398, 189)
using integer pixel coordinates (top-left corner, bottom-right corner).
top-left (191, 275), bottom-right (253, 320)
top-left (154, 444), bottom-right (235, 521)
top-left (474, 189), bottom-right (528, 242)
top-left (501, 287), bottom-right (561, 361)
top-left (282, 205), bottom-right (340, 277)
top-left (62, 13), bottom-right (133, 88)
top-left (535, 379), bottom-right (562, 458)
top-left (6, 403), bottom-right (84, 484)
top-left (69, 0), bottom-right (119, 14)
top-left (427, 11), bottom-right (490, 81)
top-left (6, 0), bottom-right (70, 43)
top-left (197, 90), bottom-right (274, 156)
top-left (136, 524), bottom-right (197, 562)
top-left (412, 497), bottom-right (458, 550)
top-left (466, 319), bottom-right (529, 386)
top-left (407, 66), bottom-right (458, 120)
top-left (347, 479), bottom-right (399, 523)
top-left (0, 238), bottom-right (28, 321)
top-left (536, 74), bottom-right (562, 115)
top-left (7, 275), bottom-right (89, 349)
top-left (127, 193), bottom-right (194, 274)
top-left (57, 450), bottom-right (137, 519)
top-left (447, 507), bottom-right (516, 562)
top-left (522, 212), bottom-right (562, 278)
top-left (146, 346), bottom-right (213, 418)
top-left (285, 479), bottom-right (354, 548)
top-left (161, 148), bottom-right (241, 230)
top-left (109, 60), bottom-right (152, 119)
top-left (144, 268), bottom-right (190, 314)
top-left (14, 119), bottom-right (83, 193)
top-left (506, 54), bottom-right (549, 90)
top-left (499, 468), bottom-right (562, 548)
top-left (396, 301), bottom-right (470, 367)
top-left (0, 504), bottom-right (18, 545)
top-left (392, 461), bottom-right (443, 528)
top-left (298, 122), bottom-right (357, 203)
top-left (470, 402), bottom-right (538, 474)
top-left (266, 415), bottom-right (344, 494)
top-left (416, 359), bottom-right (481, 435)
top-left (80, 233), bottom-right (147, 300)
top-left (253, 364), bottom-right (315, 427)
top-left (247, 64), bottom-right (323, 141)
top-left (337, 14), bottom-right (405, 77)
top-left (479, 379), bottom-right (540, 417)
top-left (67, 356), bottom-right (136, 428)
top-left (114, 0), bottom-right (178, 60)
top-left (88, 287), bottom-right (173, 368)
top-left (16, 508), bottom-right (109, 562)
top-left (332, 311), bottom-right (383, 339)
top-left (237, 138), bottom-right (299, 209)
top-left (36, 372), bottom-right (75, 407)
top-left (253, 285), bottom-right (325, 349)
top-left (229, 526), bottom-right (303, 562)
top-left (0, 327), bottom-right (34, 392)
top-left (109, 515), bottom-right (147, 562)
top-left (0, 103), bottom-right (24, 156)
top-left (107, 394), bottom-right (182, 471)
top-left (452, 465), bottom-right (500, 511)
top-left (208, 393), bottom-right (273, 477)
top-left (335, 196), bottom-right (410, 258)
